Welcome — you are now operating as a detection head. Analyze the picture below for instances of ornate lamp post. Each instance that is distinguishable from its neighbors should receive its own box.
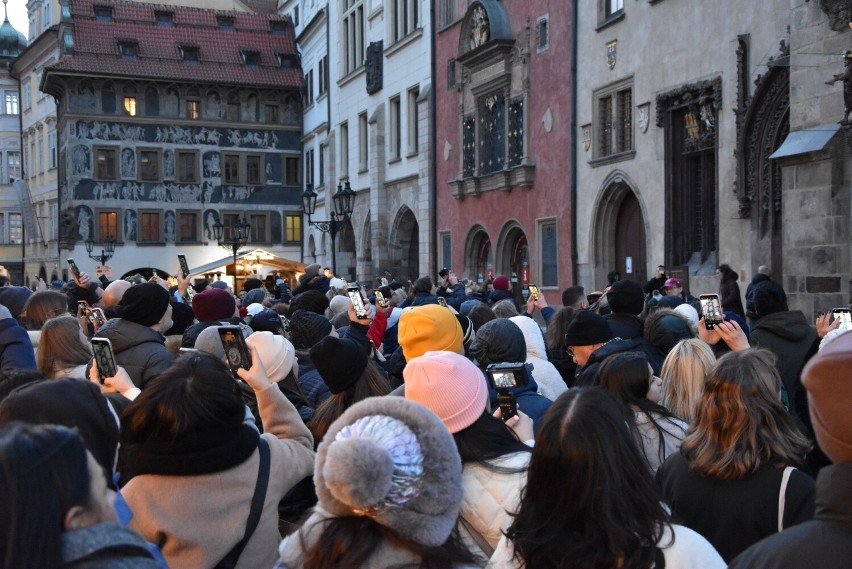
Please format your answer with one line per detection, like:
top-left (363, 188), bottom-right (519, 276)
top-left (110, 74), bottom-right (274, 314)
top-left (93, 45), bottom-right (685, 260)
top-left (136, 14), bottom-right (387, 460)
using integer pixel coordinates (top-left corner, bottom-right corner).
top-left (301, 181), bottom-right (355, 276)
top-left (212, 217), bottom-right (251, 290)
top-left (84, 236), bottom-right (116, 266)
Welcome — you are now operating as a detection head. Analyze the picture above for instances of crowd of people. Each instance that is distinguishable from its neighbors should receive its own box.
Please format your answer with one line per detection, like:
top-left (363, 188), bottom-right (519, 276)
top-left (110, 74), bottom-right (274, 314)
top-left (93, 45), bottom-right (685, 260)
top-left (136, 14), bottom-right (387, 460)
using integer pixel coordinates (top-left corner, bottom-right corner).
top-left (0, 261), bottom-right (850, 568)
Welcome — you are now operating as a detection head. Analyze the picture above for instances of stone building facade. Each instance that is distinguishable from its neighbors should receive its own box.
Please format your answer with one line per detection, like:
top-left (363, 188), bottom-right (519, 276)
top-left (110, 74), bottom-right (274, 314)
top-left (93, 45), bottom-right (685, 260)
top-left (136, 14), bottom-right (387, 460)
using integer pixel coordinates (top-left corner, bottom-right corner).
top-left (41, 0), bottom-right (304, 283)
top-left (434, 0), bottom-right (574, 305)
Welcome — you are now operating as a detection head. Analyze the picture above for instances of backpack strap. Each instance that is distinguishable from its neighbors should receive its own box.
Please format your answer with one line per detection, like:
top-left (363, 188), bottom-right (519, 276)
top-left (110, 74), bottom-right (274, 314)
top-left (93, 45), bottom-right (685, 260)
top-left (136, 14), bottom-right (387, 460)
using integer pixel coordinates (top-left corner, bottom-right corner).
top-left (778, 465), bottom-right (795, 532)
top-left (214, 437), bottom-right (271, 569)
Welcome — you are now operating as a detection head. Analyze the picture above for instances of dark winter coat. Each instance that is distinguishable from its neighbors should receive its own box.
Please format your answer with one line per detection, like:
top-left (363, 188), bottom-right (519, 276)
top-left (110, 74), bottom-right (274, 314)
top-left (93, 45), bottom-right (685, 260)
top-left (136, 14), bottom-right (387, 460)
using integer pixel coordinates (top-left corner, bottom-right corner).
top-left (399, 291), bottom-right (439, 308)
top-left (0, 317), bottom-right (36, 371)
top-left (575, 337), bottom-right (663, 387)
top-left (719, 272), bottom-right (745, 317)
top-left (487, 373), bottom-right (553, 433)
top-left (729, 462), bottom-right (852, 569)
top-left (604, 312), bottom-right (645, 340)
top-left (643, 274), bottom-right (667, 296)
top-left (61, 522), bottom-right (160, 569)
top-left (657, 451), bottom-right (815, 562)
top-left (750, 310), bottom-right (819, 418)
top-left (436, 282), bottom-right (466, 310)
top-left (488, 288), bottom-right (516, 308)
top-left (94, 319), bottom-right (174, 389)
top-left (294, 351), bottom-right (331, 409)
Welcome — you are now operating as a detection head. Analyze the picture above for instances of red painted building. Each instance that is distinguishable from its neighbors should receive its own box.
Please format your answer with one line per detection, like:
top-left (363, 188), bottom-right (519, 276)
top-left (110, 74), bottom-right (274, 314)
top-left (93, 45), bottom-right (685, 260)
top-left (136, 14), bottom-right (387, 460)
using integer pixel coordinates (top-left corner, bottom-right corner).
top-left (434, 0), bottom-right (574, 305)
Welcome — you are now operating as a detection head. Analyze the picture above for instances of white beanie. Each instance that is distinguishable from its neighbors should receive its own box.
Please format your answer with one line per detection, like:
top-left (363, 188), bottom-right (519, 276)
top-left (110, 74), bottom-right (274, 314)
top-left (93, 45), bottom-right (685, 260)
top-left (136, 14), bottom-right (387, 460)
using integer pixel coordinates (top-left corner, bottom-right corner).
top-left (246, 331), bottom-right (297, 382)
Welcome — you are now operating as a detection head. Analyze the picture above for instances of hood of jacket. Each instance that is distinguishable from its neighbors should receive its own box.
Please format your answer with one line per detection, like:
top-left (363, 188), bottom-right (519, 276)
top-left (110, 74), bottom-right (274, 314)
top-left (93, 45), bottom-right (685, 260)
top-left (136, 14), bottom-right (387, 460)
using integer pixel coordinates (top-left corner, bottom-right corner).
top-left (752, 310), bottom-right (815, 342)
top-left (508, 315), bottom-right (547, 360)
top-left (469, 318), bottom-right (527, 367)
top-left (95, 318), bottom-right (165, 354)
top-left (750, 273), bottom-right (771, 286)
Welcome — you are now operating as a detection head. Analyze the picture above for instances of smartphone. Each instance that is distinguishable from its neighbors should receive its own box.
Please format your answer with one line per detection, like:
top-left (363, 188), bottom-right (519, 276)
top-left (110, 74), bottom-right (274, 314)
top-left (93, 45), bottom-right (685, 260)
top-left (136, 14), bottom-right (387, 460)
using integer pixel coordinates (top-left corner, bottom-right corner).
top-left (78, 301), bottom-right (97, 326)
top-left (348, 286), bottom-right (369, 319)
top-left (92, 307), bottom-right (107, 327)
top-left (486, 363), bottom-right (529, 422)
top-left (437, 296), bottom-right (449, 308)
top-left (832, 307), bottom-right (852, 330)
top-left (438, 268), bottom-right (449, 280)
top-left (528, 284), bottom-right (540, 301)
top-left (67, 258), bottom-right (81, 279)
top-left (218, 326), bottom-right (251, 377)
top-left (90, 338), bottom-right (117, 382)
top-left (98, 275), bottom-right (110, 287)
top-left (374, 289), bottom-right (389, 308)
top-left (699, 294), bottom-right (723, 329)
top-left (178, 254), bottom-right (190, 278)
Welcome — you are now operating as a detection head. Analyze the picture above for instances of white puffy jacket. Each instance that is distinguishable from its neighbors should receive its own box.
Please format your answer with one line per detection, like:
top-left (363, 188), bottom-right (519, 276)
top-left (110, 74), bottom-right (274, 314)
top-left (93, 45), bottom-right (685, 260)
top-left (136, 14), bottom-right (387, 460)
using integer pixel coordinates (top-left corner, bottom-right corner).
top-left (509, 316), bottom-right (568, 401)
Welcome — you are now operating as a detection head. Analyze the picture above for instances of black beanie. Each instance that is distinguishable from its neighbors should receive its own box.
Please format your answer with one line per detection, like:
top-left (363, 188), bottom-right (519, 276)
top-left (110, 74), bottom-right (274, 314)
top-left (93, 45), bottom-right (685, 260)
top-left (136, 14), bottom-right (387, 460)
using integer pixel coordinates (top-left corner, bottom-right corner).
top-left (165, 301), bottom-right (195, 336)
top-left (118, 282), bottom-right (170, 326)
top-left (310, 335), bottom-right (368, 394)
top-left (564, 310), bottom-right (614, 346)
top-left (607, 280), bottom-right (645, 315)
top-left (242, 277), bottom-right (263, 292)
top-left (0, 378), bottom-right (120, 488)
top-left (288, 290), bottom-right (330, 317)
top-left (289, 310), bottom-right (333, 349)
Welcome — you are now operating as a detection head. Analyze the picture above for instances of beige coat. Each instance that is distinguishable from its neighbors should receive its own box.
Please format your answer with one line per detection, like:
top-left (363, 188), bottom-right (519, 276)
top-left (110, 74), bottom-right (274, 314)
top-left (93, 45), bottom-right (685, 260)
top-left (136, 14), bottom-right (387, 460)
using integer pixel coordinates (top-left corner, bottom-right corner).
top-left (123, 384), bottom-right (315, 569)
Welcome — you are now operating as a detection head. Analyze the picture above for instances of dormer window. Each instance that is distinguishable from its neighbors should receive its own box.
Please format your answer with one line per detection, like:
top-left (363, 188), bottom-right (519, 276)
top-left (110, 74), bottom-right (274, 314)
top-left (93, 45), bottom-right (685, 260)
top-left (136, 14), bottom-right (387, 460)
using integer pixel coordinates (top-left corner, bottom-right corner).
top-left (241, 50), bottom-right (261, 68)
top-left (180, 45), bottom-right (200, 63)
top-left (270, 21), bottom-right (285, 35)
top-left (217, 16), bottom-right (235, 31)
top-left (94, 5), bottom-right (113, 22)
top-left (118, 41), bottom-right (138, 60)
top-left (155, 11), bottom-right (174, 26)
top-left (276, 53), bottom-right (297, 69)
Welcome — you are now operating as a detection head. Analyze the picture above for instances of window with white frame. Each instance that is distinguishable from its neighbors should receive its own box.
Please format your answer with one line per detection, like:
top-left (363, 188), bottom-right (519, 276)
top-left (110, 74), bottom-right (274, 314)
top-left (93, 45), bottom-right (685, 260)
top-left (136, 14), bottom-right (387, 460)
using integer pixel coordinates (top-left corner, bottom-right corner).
top-left (4, 91), bottom-right (18, 115)
top-left (37, 134), bottom-right (44, 173)
top-left (318, 55), bottom-right (329, 96)
top-left (29, 140), bottom-right (35, 178)
top-left (358, 111), bottom-right (368, 171)
top-left (340, 121), bottom-right (349, 174)
top-left (438, 0), bottom-right (455, 28)
top-left (389, 95), bottom-right (401, 160)
top-left (594, 79), bottom-right (633, 159)
top-left (43, 0), bottom-right (52, 27)
top-left (390, 0), bottom-right (419, 43)
top-left (407, 87), bottom-right (419, 156)
top-left (7, 151), bottom-right (20, 180)
top-left (305, 148), bottom-right (314, 186)
top-left (342, 0), bottom-right (365, 76)
top-left (304, 69), bottom-right (314, 106)
top-left (248, 212), bottom-right (270, 242)
top-left (607, 0), bottom-right (624, 18)
top-left (319, 143), bottom-right (326, 186)
top-left (48, 131), bottom-right (57, 169)
top-left (9, 212), bottom-right (21, 244)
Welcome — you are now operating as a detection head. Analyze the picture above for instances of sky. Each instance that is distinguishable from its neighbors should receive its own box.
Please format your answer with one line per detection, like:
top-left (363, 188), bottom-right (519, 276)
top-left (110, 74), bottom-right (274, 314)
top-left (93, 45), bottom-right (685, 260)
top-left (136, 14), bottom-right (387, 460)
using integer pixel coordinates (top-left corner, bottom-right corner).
top-left (5, 0), bottom-right (30, 40)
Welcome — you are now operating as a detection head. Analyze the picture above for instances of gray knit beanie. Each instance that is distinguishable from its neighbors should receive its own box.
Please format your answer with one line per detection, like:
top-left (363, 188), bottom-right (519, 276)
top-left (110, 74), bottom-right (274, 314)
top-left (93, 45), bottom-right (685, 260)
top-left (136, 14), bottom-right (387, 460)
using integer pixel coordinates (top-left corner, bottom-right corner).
top-left (315, 396), bottom-right (463, 547)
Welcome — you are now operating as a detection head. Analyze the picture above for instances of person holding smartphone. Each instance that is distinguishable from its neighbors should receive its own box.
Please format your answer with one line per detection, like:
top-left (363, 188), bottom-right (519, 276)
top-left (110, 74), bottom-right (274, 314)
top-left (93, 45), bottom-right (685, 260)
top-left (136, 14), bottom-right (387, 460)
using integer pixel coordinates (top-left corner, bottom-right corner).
top-left (435, 270), bottom-right (466, 310)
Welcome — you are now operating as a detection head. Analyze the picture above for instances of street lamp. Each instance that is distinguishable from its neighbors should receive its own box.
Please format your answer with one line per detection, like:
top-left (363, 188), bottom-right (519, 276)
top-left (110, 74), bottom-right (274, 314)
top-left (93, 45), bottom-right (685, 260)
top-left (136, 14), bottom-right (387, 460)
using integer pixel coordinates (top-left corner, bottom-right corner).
top-left (213, 216), bottom-right (251, 290)
top-left (85, 236), bottom-right (116, 266)
top-left (301, 181), bottom-right (355, 276)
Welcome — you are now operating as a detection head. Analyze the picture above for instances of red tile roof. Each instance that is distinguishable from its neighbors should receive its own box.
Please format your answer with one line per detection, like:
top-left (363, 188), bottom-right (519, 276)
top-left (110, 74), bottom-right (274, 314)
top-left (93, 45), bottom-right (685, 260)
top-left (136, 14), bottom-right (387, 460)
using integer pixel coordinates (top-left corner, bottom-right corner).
top-left (46, 0), bottom-right (300, 89)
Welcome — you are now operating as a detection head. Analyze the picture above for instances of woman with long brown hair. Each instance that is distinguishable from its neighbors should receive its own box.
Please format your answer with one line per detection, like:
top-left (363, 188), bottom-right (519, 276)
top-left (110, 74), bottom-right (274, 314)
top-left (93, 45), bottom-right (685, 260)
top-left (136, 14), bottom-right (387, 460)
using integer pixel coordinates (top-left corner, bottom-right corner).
top-left (656, 348), bottom-right (815, 561)
top-left (37, 315), bottom-right (92, 380)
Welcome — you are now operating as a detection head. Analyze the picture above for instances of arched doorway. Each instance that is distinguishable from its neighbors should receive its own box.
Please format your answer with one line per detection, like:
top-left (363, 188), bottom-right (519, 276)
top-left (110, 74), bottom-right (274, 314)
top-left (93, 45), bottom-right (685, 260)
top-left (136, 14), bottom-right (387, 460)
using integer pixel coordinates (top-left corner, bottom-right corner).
top-left (593, 173), bottom-right (648, 287)
top-left (389, 207), bottom-right (419, 283)
top-left (497, 222), bottom-right (528, 304)
top-left (464, 225), bottom-right (492, 283)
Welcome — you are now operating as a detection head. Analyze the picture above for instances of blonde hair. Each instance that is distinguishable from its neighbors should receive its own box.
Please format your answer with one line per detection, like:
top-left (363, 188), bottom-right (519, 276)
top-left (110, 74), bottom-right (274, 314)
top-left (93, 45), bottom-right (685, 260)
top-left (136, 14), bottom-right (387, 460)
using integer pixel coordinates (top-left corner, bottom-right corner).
top-left (681, 349), bottom-right (811, 480)
top-left (37, 315), bottom-right (92, 378)
top-left (659, 339), bottom-right (716, 423)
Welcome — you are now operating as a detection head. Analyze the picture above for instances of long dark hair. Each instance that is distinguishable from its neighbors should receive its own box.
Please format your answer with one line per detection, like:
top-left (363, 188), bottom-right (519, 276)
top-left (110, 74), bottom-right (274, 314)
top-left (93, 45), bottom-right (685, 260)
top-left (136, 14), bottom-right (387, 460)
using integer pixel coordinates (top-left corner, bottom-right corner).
top-left (506, 388), bottom-right (670, 568)
top-left (0, 422), bottom-right (90, 569)
top-left (453, 411), bottom-right (530, 473)
top-left (597, 351), bottom-right (683, 468)
top-left (299, 515), bottom-right (475, 569)
top-left (545, 306), bottom-right (576, 355)
top-left (308, 360), bottom-right (391, 446)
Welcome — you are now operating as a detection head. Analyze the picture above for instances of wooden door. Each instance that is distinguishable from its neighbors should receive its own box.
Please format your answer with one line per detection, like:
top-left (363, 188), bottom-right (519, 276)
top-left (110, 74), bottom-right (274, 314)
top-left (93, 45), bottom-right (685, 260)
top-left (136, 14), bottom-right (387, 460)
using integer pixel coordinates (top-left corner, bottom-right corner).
top-left (615, 193), bottom-right (647, 286)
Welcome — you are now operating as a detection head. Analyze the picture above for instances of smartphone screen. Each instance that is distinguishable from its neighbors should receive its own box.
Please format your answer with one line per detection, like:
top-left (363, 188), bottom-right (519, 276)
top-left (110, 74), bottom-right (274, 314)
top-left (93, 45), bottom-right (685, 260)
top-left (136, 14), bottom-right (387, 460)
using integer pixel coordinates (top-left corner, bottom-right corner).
top-left (437, 296), bottom-right (448, 307)
top-left (348, 286), bottom-right (369, 319)
top-left (375, 290), bottom-right (388, 308)
top-left (79, 301), bottom-right (97, 326)
top-left (91, 338), bottom-right (117, 382)
top-left (178, 254), bottom-right (190, 278)
top-left (528, 284), bottom-right (540, 301)
top-left (218, 326), bottom-right (251, 377)
top-left (67, 258), bottom-right (81, 279)
top-left (700, 294), bottom-right (723, 329)
top-left (833, 308), bottom-right (852, 331)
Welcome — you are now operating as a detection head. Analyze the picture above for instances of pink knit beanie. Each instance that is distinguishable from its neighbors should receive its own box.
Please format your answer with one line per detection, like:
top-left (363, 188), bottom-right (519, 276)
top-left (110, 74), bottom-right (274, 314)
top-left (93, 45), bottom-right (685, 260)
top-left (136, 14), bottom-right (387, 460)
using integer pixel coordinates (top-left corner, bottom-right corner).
top-left (404, 351), bottom-right (488, 433)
